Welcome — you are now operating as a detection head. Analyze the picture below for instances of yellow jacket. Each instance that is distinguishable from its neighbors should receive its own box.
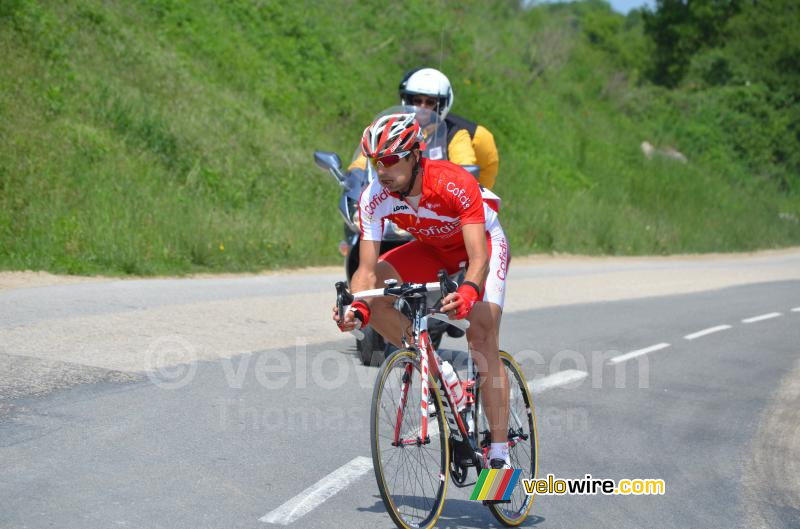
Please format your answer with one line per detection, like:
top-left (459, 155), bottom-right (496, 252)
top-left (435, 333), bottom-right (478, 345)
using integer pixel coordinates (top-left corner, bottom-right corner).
top-left (444, 113), bottom-right (499, 189)
top-left (349, 113), bottom-right (499, 189)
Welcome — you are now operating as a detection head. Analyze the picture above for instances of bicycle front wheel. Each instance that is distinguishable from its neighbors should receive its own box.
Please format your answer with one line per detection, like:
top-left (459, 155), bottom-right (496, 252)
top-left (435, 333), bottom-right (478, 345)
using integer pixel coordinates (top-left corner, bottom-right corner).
top-left (475, 350), bottom-right (538, 526)
top-left (371, 349), bottom-right (449, 529)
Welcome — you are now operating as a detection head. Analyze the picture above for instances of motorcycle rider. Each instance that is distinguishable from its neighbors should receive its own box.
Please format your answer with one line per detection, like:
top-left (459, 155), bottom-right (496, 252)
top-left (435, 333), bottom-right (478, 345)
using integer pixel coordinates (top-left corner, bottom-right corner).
top-left (399, 67), bottom-right (499, 189)
top-left (333, 112), bottom-right (512, 469)
top-left (349, 67), bottom-right (500, 189)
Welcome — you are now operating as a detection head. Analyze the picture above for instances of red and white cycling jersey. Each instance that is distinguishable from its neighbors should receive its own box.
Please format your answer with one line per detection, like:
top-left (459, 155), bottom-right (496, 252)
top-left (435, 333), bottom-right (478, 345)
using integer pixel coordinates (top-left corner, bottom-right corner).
top-left (358, 158), bottom-right (503, 250)
top-left (358, 158), bottom-right (510, 308)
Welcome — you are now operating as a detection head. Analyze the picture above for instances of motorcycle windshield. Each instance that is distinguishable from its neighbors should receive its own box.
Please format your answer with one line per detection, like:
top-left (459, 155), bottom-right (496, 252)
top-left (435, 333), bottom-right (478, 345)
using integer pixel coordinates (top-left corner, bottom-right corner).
top-left (351, 105), bottom-right (448, 184)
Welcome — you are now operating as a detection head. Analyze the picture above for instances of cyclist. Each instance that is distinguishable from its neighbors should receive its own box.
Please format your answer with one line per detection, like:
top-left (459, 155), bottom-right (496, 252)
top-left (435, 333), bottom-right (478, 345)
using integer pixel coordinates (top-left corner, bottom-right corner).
top-left (333, 112), bottom-right (512, 469)
top-left (348, 67), bottom-right (500, 189)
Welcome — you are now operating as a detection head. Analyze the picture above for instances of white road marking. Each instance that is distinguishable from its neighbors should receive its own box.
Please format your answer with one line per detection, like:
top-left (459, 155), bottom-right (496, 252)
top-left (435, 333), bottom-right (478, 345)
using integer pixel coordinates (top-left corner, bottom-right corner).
top-left (791, 307), bottom-right (800, 312)
top-left (529, 369), bottom-right (588, 394)
top-left (608, 343), bottom-right (671, 365)
top-left (742, 312), bottom-right (782, 323)
top-left (260, 456), bottom-right (372, 525)
top-left (684, 325), bottom-right (732, 341)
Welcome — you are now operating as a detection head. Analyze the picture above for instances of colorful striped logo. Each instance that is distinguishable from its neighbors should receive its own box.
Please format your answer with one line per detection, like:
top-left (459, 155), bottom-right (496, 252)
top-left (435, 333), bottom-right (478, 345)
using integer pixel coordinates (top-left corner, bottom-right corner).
top-left (470, 469), bottom-right (521, 501)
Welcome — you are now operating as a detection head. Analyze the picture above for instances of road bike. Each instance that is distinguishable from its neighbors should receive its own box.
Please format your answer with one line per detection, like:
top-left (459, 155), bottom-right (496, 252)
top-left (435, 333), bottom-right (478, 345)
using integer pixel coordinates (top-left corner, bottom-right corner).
top-left (335, 271), bottom-right (538, 528)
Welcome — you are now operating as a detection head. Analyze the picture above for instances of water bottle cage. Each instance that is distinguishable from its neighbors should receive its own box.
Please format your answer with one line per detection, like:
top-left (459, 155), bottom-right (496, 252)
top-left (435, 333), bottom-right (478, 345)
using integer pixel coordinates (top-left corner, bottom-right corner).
top-left (463, 380), bottom-right (476, 406)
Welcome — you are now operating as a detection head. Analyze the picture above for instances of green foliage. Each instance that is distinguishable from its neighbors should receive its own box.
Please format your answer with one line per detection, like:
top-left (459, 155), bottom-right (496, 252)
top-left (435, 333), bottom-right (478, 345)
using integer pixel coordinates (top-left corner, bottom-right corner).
top-left (0, 0), bottom-right (798, 276)
top-left (642, 0), bottom-right (742, 87)
top-left (635, 0), bottom-right (800, 191)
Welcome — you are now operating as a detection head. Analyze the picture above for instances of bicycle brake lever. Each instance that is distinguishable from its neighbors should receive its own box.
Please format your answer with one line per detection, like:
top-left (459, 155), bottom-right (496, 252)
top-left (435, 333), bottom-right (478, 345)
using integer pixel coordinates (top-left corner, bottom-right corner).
top-left (335, 281), bottom-right (353, 323)
top-left (437, 269), bottom-right (458, 297)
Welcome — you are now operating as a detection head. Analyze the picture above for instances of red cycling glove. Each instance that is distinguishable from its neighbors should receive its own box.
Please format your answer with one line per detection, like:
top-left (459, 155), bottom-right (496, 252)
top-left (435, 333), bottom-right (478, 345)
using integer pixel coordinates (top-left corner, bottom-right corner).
top-left (453, 282), bottom-right (481, 319)
top-left (348, 300), bottom-right (371, 327)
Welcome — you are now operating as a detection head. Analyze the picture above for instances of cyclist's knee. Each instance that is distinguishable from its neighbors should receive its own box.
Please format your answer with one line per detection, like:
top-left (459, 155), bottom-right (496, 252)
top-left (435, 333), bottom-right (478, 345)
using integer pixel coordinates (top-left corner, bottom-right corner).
top-left (375, 260), bottom-right (401, 283)
top-left (370, 261), bottom-right (402, 313)
top-left (466, 302), bottom-right (500, 338)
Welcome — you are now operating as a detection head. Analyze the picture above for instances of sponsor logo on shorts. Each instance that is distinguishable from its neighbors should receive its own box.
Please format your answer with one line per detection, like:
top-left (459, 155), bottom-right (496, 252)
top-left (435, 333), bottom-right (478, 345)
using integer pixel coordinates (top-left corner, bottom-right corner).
top-left (496, 237), bottom-right (509, 280)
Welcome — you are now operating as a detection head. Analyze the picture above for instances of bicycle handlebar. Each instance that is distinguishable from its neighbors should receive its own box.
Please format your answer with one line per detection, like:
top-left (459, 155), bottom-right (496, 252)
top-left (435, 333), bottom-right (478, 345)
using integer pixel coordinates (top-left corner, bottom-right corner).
top-left (352, 269), bottom-right (457, 300)
top-left (352, 281), bottom-right (441, 300)
top-left (341, 269), bottom-right (470, 336)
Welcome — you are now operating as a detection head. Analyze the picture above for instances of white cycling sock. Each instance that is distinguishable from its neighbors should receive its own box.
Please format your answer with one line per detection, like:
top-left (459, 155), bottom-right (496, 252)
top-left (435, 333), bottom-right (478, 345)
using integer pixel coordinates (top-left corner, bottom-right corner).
top-left (489, 442), bottom-right (509, 463)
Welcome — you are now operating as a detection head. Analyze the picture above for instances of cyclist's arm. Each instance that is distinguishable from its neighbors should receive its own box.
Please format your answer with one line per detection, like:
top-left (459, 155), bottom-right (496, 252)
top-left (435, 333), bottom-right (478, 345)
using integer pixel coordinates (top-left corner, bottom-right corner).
top-left (350, 240), bottom-right (380, 294)
top-left (334, 239), bottom-right (380, 331)
top-left (352, 183), bottom-right (383, 294)
top-left (461, 223), bottom-right (489, 290)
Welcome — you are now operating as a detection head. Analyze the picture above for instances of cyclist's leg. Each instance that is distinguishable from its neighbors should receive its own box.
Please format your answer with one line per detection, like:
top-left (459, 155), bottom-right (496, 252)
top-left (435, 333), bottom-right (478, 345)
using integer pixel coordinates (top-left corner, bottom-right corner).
top-left (468, 229), bottom-right (511, 448)
top-left (370, 241), bottom-right (451, 348)
top-left (467, 302), bottom-right (509, 446)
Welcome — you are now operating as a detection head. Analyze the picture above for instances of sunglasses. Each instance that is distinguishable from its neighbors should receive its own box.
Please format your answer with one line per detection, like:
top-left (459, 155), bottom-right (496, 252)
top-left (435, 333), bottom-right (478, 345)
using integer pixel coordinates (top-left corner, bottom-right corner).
top-left (370, 150), bottom-right (412, 168)
top-left (411, 96), bottom-right (439, 108)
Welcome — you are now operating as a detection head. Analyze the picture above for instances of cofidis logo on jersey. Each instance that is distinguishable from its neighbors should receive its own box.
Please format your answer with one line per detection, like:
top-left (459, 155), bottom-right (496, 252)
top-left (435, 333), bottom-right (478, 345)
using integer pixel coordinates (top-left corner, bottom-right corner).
top-left (446, 182), bottom-right (471, 209)
top-left (364, 189), bottom-right (390, 216)
top-left (470, 469), bottom-right (521, 501)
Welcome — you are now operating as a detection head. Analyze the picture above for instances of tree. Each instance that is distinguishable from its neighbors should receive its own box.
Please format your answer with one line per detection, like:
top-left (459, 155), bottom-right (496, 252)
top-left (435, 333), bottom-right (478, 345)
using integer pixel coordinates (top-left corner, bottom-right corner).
top-left (642, 0), bottom-right (741, 87)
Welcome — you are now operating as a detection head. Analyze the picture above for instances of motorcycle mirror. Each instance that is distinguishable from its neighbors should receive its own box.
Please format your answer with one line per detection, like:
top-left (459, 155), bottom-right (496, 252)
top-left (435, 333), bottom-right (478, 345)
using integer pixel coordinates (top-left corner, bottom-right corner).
top-left (314, 150), bottom-right (348, 189)
top-left (314, 151), bottom-right (343, 172)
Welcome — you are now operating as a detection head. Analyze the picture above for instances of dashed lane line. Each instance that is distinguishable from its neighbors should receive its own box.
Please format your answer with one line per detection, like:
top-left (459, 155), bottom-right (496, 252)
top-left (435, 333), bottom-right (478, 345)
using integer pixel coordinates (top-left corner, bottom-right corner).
top-left (260, 456), bottom-right (372, 525)
top-left (742, 312), bottom-right (782, 324)
top-left (684, 325), bottom-right (732, 341)
top-left (529, 369), bottom-right (588, 394)
top-left (608, 343), bottom-right (671, 365)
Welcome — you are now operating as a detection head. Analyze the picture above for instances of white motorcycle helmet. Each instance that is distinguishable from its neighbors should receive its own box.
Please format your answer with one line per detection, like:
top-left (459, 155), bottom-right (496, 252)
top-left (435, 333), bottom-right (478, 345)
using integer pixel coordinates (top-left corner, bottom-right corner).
top-left (398, 67), bottom-right (454, 121)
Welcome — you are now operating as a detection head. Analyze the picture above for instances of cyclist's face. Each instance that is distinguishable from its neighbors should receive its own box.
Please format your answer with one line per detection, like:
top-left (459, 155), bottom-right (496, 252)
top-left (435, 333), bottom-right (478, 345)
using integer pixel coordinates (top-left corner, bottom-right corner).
top-left (377, 150), bottom-right (417, 192)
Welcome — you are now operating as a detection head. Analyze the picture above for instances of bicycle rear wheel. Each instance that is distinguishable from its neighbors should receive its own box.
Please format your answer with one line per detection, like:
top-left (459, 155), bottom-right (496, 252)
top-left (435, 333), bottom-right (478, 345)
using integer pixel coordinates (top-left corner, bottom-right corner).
top-left (371, 349), bottom-right (449, 529)
top-left (474, 350), bottom-right (538, 526)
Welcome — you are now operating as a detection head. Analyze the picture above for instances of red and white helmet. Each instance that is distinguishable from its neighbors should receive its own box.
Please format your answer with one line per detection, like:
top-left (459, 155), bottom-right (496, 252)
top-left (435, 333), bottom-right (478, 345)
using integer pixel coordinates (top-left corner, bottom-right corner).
top-left (361, 112), bottom-right (425, 159)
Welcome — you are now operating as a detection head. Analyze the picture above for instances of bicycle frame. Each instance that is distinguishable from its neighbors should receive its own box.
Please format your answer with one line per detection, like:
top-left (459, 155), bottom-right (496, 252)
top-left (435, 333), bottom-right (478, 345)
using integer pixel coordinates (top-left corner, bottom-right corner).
top-left (395, 303), bottom-right (473, 453)
top-left (346, 275), bottom-right (477, 459)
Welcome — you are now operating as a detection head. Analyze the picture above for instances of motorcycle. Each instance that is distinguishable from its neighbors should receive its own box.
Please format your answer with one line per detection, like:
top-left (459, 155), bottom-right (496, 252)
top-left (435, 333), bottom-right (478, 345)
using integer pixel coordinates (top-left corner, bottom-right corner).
top-left (315, 106), bottom-right (473, 366)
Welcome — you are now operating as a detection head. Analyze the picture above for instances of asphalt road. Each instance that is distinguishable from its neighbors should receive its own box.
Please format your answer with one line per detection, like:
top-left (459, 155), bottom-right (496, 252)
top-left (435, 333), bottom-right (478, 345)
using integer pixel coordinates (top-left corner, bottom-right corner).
top-left (1, 273), bottom-right (799, 528)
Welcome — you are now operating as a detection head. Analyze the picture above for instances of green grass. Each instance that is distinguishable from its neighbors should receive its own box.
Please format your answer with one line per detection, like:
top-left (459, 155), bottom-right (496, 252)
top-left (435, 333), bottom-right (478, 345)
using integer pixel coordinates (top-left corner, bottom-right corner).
top-left (1, 0), bottom-right (798, 275)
